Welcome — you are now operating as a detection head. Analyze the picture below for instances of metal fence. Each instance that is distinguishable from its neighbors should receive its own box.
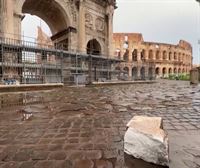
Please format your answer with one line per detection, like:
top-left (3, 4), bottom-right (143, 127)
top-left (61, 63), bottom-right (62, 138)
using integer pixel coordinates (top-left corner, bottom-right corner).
top-left (0, 36), bottom-right (121, 85)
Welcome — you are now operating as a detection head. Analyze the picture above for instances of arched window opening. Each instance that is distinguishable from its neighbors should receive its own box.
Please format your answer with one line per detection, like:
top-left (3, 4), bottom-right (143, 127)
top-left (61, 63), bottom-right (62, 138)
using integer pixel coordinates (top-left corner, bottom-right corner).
top-left (178, 68), bottom-right (181, 74)
top-left (132, 67), bottom-right (138, 80)
top-left (148, 67), bottom-right (154, 80)
top-left (174, 52), bottom-right (177, 60)
top-left (169, 68), bottom-right (172, 74)
top-left (87, 39), bottom-right (101, 55)
top-left (169, 52), bottom-right (172, 60)
top-left (123, 49), bottom-right (129, 61)
top-left (148, 50), bottom-right (153, 60)
top-left (123, 67), bottom-right (129, 76)
top-left (132, 49), bottom-right (138, 61)
top-left (162, 67), bottom-right (167, 77)
top-left (156, 51), bottom-right (160, 60)
top-left (141, 49), bottom-right (145, 61)
top-left (174, 68), bottom-right (177, 74)
top-left (163, 51), bottom-right (167, 60)
top-left (140, 67), bottom-right (145, 80)
top-left (178, 53), bottom-right (181, 61)
top-left (156, 67), bottom-right (160, 75)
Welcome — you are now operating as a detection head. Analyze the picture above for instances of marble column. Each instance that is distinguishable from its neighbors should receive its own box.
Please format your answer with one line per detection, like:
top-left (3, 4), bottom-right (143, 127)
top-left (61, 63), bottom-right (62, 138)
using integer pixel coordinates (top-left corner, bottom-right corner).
top-left (3, 0), bottom-right (14, 38)
top-left (0, 0), bottom-right (6, 36)
top-left (106, 5), bottom-right (114, 57)
top-left (78, 0), bottom-right (86, 53)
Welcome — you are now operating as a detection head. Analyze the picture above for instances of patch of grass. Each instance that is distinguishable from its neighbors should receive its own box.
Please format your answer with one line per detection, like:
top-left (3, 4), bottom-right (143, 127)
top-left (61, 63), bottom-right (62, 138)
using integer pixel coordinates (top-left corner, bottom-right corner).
top-left (167, 74), bottom-right (190, 81)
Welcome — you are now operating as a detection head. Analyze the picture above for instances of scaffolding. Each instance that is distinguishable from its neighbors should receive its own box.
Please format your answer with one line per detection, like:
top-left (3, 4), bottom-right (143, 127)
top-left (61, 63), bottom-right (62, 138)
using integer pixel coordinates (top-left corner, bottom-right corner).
top-left (0, 36), bottom-right (122, 85)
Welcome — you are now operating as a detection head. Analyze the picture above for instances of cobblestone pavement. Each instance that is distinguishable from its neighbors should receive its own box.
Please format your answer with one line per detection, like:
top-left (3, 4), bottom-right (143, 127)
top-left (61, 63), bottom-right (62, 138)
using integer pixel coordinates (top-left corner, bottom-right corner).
top-left (0, 80), bottom-right (200, 168)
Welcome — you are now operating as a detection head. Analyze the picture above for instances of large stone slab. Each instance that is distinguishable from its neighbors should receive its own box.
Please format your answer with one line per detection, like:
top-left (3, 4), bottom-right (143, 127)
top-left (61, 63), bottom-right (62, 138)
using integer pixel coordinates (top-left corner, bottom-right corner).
top-left (124, 116), bottom-right (169, 167)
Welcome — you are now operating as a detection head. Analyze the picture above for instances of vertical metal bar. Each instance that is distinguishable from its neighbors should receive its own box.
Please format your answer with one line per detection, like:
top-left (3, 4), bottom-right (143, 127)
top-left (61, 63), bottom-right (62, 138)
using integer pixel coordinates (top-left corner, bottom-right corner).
top-left (1, 42), bottom-right (4, 81)
top-left (88, 55), bottom-right (92, 84)
top-left (61, 51), bottom-right (64, 84)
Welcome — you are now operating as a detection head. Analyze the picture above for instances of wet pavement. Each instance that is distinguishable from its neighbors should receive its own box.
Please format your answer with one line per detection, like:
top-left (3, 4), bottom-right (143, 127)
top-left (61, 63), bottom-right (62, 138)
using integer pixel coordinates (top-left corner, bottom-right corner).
top-left (0, 80), bottom-right (200, 168)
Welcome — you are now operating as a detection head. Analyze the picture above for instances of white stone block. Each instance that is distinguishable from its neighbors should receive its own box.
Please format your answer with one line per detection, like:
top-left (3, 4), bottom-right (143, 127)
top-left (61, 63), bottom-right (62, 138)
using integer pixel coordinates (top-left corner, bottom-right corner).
top-left (124, 116), bottom-right (169, 167)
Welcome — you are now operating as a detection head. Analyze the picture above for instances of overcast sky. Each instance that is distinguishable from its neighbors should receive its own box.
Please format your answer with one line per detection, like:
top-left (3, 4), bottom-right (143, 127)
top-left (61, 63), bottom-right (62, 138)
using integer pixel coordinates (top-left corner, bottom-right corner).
top-left (22, 0), bottom-right (200, 63)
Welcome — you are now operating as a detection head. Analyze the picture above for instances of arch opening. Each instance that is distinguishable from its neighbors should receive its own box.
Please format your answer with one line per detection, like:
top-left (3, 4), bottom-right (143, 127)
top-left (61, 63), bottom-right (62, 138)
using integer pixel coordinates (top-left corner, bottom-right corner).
top-left (132, 49), bottom-right (137, 61)
top-left (174, 68), bottom-right (177, 74)
top-left (140, 67), bottom-right (145, 80)
top-left (132, 67), bottom-right (138, 79)
top-left (141, 49), bottom-right (145, 61)
top-left (163, 51), bottom-right (167, 60)
top-left (174, 52), bottom-right (177, 60)
top-left (178, 68), bottom-right (181, 74)
top-left (156, 51), bottom-right (160, 60)
top-left (156, 67), bottom-right (160, 76)
top-left (162, 67), bottom-right (167, 77)
top-left (123, 49), bottom-right (129, 61)
top-left (87, 39), bottom-right (101, 55)
top-left (169, 68), bottom-right (172, 74)
top-left (22, 0), bottom-right (70, 36)
top-left (148, 50), bottom-right (153, 60)
top-left (148, 67), bottom-right (153, 80)
top-left (169, 52), bottom-right (172, 60)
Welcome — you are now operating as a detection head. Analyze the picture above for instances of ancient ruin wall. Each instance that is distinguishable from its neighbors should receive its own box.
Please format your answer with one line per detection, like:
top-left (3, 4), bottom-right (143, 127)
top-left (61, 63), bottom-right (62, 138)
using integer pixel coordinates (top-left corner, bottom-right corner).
top-left (113, 33), bottom-right (193, 78)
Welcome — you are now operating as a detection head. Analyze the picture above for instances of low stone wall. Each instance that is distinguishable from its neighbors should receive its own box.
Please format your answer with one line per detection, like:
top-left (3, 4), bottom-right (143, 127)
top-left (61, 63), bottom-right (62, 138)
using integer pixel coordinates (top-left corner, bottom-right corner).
top-left (0, 83), bottom-right (63, 93)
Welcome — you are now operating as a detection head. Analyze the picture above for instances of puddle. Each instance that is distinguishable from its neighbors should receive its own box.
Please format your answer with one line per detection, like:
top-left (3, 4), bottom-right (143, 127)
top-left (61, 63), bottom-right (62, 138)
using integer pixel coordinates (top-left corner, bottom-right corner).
top-left (0, 93), bottom-right (43, 109)
top-left (0, 93), bottom-right (44, 121)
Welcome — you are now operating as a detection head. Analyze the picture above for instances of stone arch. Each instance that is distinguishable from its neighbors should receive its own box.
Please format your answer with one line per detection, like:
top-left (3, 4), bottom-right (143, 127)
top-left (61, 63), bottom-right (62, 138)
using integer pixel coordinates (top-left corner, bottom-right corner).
top-left (141, 49), bottom-right (145, 61)
top-left (123, 49), bottom-right (129, 61)
top-left (182, 68), bottom-right (185, 73)
top-left (178, 53), bottom-right (182, 61)
top-left (156, 51), bottom-right (160, 60)
top-left (132, 67), bottom-right (138, 79)
top-left (17, 0), bottom-right (72, 35)
top-left (174, 68), bottom-right (177, 74)
top-left (169, 52), bottom-right (172, 61)
top-left (168, 68), bottom-right (172, 74)
top-left (123, 67), bottom-right (129, 75)
top-left (178, 68), bottom-right (181, 74)
top-left (163, 51), bottom-right (167, 60)
top-left (174, 52), bottom-right (177, 60)
top-left (155, 67), bottom-right (160, 75)
top-left (87, 39), bottom-right (101, 55)
top-left (148, 67), bottom-right (154, 80)
top-left (140, 67), bottom-right (145, 80)
top-left (162, 67), bottom-right (167, 76)
top-left (148, 50), bottom-right (153, 60)
top-left (132, 49), bottom-right (138, 61)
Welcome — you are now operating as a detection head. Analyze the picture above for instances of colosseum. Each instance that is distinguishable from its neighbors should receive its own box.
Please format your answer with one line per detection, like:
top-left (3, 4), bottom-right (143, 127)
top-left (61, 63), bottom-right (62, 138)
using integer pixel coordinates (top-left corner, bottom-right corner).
top-left (113, 33), bottom-right (193, 80)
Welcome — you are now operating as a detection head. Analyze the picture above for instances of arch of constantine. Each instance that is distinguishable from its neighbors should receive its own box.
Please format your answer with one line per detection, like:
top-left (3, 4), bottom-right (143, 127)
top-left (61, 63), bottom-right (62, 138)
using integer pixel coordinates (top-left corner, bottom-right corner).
top-left (113, 33), bottom-right (193, 79)
top-left (0, 0), bottom-right (119, 84)
top-left (0, 0), bottom-right (116, 56)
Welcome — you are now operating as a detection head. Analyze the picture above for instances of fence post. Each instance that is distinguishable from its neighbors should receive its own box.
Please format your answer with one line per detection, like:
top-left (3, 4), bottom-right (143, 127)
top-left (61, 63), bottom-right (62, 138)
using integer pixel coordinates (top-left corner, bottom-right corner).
top-left (88, 55), bottom-right (92, 84)
top-left (61, 51), bottom-right (64, 84)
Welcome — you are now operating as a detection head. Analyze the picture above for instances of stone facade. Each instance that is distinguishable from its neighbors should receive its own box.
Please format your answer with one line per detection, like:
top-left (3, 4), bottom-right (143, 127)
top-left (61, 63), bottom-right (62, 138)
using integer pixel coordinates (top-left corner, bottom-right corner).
top-left (0, 0), bottom-right (116, 56)
top-left (113, 33), bottom-right (193, 78)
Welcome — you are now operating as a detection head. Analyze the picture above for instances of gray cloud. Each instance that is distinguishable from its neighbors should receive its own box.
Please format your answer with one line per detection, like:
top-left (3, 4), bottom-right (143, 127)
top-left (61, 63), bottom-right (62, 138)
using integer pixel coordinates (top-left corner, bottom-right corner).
top-left (114, 0), bottom-right (200, 64)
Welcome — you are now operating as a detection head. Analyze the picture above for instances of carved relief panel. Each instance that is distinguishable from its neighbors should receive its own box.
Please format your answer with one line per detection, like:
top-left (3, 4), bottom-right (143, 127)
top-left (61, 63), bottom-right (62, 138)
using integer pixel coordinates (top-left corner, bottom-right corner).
top-left (85, 12), bottom-right (105, 33)
top-left (95, 17), bottom-right (105, 32)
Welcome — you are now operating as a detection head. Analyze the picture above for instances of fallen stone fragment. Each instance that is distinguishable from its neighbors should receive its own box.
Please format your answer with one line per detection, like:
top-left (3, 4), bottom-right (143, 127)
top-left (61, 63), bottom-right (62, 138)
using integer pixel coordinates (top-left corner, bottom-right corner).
top-left (124, 116), bottom-right (169, 167)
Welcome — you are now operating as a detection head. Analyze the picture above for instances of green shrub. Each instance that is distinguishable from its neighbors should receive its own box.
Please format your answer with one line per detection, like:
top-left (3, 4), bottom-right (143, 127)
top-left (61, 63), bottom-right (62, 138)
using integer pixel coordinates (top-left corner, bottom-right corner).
top-left (166, 73), bottom-right (190, 81)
